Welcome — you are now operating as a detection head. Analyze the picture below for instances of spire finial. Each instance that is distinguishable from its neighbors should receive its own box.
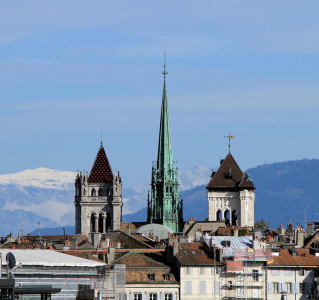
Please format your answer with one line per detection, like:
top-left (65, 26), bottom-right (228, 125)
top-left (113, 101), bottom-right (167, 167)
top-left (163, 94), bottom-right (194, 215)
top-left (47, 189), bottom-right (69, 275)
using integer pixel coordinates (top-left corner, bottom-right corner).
top-left (100, 133), bottom-right (103, 147)
top-left (224, 133), bottom-right (234, 154)
top-left (161, 52), bottom-right (168, 79)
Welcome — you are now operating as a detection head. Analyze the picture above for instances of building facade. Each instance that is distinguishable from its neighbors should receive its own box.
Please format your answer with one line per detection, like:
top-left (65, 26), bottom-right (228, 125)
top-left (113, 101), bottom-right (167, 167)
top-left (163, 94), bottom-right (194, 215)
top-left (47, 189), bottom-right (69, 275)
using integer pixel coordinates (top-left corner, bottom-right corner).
top-left (206, 153), bottom-right (255, 227)
top-left (75, 142), bottom-right (122, 235)
top-left (147, 62), bottom-right (183, 233)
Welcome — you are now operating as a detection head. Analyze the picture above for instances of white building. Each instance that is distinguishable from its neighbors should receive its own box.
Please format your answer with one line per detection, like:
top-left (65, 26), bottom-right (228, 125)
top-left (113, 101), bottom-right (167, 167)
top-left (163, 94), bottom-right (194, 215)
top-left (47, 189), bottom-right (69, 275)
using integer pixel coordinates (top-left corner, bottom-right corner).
top-left (206, 153), bottom-right (255, 228)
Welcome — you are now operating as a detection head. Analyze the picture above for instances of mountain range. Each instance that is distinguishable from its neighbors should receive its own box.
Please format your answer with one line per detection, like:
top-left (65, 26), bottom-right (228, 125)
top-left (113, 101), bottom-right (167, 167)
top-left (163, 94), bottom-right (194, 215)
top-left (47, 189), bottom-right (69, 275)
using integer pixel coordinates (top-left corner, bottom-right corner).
top-left (0, 159), bottom-right (317, 236)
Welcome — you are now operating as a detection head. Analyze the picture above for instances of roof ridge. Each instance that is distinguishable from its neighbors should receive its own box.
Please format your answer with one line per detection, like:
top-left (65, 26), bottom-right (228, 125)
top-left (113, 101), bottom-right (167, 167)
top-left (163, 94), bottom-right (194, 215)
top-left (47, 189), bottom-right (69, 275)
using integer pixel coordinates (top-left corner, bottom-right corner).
top-left (120, 230), bottom-right (153, 249)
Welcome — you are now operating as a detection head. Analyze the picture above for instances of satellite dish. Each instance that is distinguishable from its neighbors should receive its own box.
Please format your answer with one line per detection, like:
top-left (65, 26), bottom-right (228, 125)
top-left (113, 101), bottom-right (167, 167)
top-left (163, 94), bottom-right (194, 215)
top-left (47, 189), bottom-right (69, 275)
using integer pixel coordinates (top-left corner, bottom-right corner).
top-left (8, 272), bottom-right (14, 280)
top-left (6, 252), bottom-right (16, 269)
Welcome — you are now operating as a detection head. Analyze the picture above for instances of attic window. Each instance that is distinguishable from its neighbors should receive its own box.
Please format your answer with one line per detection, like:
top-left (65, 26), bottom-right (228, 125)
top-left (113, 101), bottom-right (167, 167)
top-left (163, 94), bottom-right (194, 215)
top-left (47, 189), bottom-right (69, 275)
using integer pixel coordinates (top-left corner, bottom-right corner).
top-left (191, 251), bottom-right (197, 255)
top-left (148, 273), bottom-right (156, 281)
top-left (163, 274), bottom-right (170, 281)
top-left (184, 251), bottom-right (188, 254)
top-left (201, 251), bottom-right (205, 254)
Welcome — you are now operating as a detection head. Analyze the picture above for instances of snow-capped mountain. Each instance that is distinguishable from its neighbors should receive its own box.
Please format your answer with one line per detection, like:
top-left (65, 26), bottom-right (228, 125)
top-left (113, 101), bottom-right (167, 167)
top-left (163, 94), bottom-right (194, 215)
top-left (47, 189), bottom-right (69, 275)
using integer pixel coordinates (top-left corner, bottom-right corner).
top-left (0, 164), bottom-right (210, 236)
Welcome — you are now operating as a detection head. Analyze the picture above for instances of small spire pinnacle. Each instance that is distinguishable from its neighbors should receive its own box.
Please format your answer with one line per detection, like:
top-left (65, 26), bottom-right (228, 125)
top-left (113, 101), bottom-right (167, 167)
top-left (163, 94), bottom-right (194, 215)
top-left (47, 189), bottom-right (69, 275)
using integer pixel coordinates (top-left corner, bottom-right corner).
top-left (161, 52), bottom-right (168, 79)
top-left (100, 133), bottom-right (103, 147)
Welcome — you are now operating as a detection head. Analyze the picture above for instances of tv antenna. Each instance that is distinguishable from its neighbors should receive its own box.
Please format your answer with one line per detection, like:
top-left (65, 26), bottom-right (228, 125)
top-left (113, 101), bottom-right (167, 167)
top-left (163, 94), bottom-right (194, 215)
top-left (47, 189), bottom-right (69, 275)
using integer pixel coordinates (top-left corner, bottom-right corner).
top-left (19, 218), bottom-right (24, 237)
top-left (302, 205), bottom-right (309, 229)
top-left (36, 222), bottom-right (41, 236)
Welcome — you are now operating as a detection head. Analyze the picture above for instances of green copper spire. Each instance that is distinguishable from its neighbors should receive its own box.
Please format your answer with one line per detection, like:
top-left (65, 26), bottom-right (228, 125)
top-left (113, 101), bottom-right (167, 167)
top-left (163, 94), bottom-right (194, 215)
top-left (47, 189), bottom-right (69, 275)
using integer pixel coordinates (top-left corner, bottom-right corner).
top-left (147, 57), bottom-right (183, 233)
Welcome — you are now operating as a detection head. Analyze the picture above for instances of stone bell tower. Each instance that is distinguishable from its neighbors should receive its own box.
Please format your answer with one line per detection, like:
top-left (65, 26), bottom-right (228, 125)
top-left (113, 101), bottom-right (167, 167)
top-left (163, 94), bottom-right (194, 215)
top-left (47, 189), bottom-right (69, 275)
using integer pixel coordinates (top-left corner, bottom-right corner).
top-left (74, 141), bottom-right (122, 235)
top-left (206, 153), bottom-right (255, 228)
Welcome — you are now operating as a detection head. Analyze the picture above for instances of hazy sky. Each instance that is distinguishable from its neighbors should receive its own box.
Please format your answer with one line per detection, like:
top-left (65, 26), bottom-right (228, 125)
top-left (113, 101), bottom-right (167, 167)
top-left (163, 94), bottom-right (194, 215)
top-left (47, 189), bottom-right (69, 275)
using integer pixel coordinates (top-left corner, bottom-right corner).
top-left (1, 1), bottom-right (319, 188)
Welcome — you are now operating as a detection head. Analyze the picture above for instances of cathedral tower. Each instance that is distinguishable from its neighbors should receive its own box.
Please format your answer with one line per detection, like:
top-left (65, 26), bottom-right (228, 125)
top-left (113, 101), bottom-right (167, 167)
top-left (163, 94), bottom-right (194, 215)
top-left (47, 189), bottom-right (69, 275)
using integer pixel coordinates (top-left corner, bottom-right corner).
top-left (147, 59), bottom-right (183, 232)
top-left (74, 141), bottom-right (122, 235)
top-left (206, 153), bottom-right (255, 227)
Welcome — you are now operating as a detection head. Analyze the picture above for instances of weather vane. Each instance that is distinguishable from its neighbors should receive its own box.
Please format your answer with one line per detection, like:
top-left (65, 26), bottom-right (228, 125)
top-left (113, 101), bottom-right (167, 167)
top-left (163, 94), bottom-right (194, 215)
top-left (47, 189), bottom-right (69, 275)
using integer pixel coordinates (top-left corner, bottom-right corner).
top-left (224, 133), bottom-right (234, 154)
top-left (162, 52), bottom-right (168, 79)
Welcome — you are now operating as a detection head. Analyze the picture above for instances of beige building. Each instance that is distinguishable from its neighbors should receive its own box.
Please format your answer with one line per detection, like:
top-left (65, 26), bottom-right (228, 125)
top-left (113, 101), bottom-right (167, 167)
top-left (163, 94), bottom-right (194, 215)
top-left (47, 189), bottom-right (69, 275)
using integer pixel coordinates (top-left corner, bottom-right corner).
top-left (206, 153), bottom-right (255, 228)
top-left (267, 248), bottom-right (319, 300)
top-left (113, 250), bottom-right (179, 300)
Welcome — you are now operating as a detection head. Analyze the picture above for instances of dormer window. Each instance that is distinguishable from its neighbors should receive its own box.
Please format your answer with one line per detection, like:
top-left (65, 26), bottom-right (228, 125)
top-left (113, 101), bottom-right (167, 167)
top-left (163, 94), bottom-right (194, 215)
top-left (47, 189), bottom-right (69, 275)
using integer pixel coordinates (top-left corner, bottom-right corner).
top-left (98, 188), bottom-right (103, 196)
top-left (148, 273), bottom-right (156, 281)
top-left (163, 274), bottom-right (170, 281)
top-left (91, 189), bottom-right (96, 197)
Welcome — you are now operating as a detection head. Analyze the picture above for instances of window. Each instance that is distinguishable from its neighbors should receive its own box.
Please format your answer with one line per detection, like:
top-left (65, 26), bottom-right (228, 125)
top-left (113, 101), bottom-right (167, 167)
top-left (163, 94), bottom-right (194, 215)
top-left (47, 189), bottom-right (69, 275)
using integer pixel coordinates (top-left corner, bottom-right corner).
top-left (272, 269), bottom-right (279, 275)
top-left (213, 267), bottom-right (221, 275)
top-left (314, 270), bottom-right (319, 277)
top-left (185, 281), bottom-right (192, 294)
top-left (200, 267), bottom-right (206, 275)
top-left (285, 283), bottom-right (292, 294)
top-left (299, 283), bottom-right (304, 294)
top-left (285, 269), bottom-right (292, 276)
top-left (199, 281), bottom-right (206, 294)
top-left (273, 282), bottom-right (279, 294)
top-left (76, 187), bottom-right (80, 196)
top-left (148, 274), bottom-right (156, 281)
top-left (163, 274), bottom-right (170, 281)
top-left (164, 294), bottom-right (172, 300)
top-left (237, 287), bottom-right (244, 298)
top-left (98, 188), bottom-right (103, 196)
top-left (228, 281), bottom-right (233, 290)
top-left (299, 269), bottom-right (305, 276)
top-left (149, 294), bottom-right (157, 300)
top-left (253, 270), bottom-right (259, 281)
top-left (134, 294), bottom-right (142, 300)
top-left (91, 189), bottom-right (96, 197)
top-left (185, 267), bottom-right (191, 275)
top-left (83, 189), bottom-right (85, 195)
top-left (237, 274), bottom-right (244, 281)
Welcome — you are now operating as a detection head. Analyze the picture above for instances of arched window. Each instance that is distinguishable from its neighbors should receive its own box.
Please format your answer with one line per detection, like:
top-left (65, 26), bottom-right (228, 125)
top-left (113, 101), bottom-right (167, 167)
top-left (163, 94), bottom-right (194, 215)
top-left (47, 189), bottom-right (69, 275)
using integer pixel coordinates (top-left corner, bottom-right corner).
top-left (98, 188), bottom-right (103, 196)
top-left (166, 187), bottom-right (168, 193)
top-left (99, 213), bottom-right (104, 233)
top-left (90, 213), bottom-right (96, 232)
top-left (76, 187), bottom-right (80, 196)
top-left (232, 210), bottom-right (238, 226)
top-left (224, 210), bottom-right (230, 226)
top-left (216, 210), bottom-right (222, 221)
top-left (91, 189), bottom-right (96, 197)
top-left (83, 189), bottom-right (85, 196)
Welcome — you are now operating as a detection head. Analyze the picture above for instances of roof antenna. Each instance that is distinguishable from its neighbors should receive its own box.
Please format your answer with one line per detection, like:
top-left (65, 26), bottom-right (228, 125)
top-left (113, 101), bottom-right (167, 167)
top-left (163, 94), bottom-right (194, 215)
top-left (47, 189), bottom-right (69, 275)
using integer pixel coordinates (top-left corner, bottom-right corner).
top-left (224, 133), bottom-right (234, 154)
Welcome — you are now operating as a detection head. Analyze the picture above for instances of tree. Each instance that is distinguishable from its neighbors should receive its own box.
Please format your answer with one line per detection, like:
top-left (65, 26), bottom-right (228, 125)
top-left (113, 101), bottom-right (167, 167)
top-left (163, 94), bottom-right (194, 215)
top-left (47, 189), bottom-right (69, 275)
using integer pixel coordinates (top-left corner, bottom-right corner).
top-left (254, 219), bottom-right (271, 231)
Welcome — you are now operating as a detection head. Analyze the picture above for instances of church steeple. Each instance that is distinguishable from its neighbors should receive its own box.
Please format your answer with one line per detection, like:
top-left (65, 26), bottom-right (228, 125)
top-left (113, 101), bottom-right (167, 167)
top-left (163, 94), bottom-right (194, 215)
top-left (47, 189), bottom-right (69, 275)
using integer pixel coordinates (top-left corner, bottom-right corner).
top-left (147, 58), bottom-right (183, 232)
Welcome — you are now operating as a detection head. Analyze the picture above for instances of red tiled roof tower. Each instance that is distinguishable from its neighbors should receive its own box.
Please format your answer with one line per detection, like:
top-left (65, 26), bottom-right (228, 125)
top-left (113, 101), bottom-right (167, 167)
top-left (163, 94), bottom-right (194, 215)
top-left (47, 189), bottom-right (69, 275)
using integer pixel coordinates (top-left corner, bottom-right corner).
top-left (88, 145), bottom-right (113, 183)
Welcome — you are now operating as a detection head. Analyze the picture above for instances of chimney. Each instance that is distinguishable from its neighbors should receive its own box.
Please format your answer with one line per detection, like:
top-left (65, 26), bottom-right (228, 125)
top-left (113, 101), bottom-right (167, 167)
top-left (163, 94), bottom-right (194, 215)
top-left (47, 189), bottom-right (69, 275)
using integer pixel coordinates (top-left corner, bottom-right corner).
top-left (107, 247), bottom-right (115, 264)
top-left (91, 233), bottom-right (101, 248)
top-left (17, 234), bottom-right (21, 245)
top-left (307, 222), bottom-right (313, 237)
top-left (233, 229), bottom-right (238, 237)
top-left (102, 237), bottom-right (110, 249)
top-left (126, 225), bottom-right (131, 236)
top-left (278, 224), bottom-right (285, 235)
top-left (116, 240), bottom-right (121, 249)
top-left (296, 229), bottom-right (305, 247)
top-left (166, 234), bottom-right (179, 264)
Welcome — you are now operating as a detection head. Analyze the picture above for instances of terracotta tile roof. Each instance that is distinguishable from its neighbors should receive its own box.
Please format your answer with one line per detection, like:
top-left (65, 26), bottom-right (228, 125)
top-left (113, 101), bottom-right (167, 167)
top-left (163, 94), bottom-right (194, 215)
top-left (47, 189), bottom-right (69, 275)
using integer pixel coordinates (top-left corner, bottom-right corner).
top-left (207, 153), bottom-right (255, 190)
top-left (268, 249), bottom-right (319, 266)
top-left (216, 227), bottom-right (232, 236)
top-left (177, 243), bottom-right (222, 266)
top-left (131, 235), bottom-right (150, 242)
top-left (63, 251), bottom-right (105, 263)
top-left (304, 231), bottom-right (319, 248)
top-left (103, 231), bottom-right (153, 249)
top-left (114, 251), bottom-right (178, 284)
top-left (0, 242), bottom-right (42, 249)
top-left (120, 222), bottom-right (147, 232)
top-left (88, 146), bottom-right (113, 183)
top-left (114, 251), bottom-right (167, 268)
top-left (22, 235), bottom-right (74, 242)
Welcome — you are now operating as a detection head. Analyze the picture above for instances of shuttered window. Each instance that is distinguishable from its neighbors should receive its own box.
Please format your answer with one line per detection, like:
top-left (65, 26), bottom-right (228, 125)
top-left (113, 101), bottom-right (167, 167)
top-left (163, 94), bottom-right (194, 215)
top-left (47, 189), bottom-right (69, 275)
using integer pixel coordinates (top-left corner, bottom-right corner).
top-left (199, 281), bottom-right (206, 294)
top-left (214, 281), bottom-right (220, 294)
top-left (185, 281), bottom-right (192, 294)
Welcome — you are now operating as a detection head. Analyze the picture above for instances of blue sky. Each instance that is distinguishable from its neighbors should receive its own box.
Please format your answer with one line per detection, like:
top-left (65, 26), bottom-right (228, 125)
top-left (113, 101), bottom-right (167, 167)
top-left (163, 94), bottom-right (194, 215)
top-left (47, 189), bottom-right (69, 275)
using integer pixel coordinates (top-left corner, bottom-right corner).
top-left (1, 1), bottom-right (319, 188)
